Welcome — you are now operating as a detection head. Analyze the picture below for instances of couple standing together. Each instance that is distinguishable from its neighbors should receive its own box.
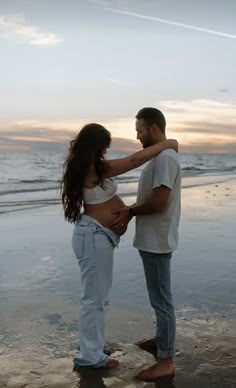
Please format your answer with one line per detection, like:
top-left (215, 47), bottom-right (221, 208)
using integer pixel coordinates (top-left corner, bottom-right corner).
top-left (61, 107), bottom-right (181, 382)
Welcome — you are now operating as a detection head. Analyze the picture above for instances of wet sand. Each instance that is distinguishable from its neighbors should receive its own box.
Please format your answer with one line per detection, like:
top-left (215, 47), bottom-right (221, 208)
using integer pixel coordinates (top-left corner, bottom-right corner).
top-left (0, 176), bottom-right (236, 387)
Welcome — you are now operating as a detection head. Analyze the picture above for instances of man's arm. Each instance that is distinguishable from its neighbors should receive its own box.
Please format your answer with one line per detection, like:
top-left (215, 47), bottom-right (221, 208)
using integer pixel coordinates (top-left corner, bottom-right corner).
top-left (111, 153), bottom-right (179, 231)
top-left (111, 186), bottom-right (170, 231)
top-left (130, 185), bottom-right (171, 215)
top-left (138, 153), bottom-right (178, 214)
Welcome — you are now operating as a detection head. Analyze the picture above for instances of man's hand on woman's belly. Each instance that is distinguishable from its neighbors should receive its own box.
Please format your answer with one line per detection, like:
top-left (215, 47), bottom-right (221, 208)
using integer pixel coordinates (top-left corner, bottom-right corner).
top-left (110, 207), bottom-right (130, 235)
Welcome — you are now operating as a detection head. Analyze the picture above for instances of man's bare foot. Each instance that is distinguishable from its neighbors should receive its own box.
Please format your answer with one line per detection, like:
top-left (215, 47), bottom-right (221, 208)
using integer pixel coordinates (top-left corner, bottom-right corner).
top-left (134, 337), bottom-right (157, 350)
top-left (134, 359), bottom-right (175, 382)
top-left (102, 359), bottom-right (119, 369)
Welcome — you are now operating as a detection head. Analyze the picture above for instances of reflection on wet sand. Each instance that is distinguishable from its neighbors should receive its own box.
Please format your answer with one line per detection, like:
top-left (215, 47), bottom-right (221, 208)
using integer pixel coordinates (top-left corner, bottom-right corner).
top-left (0, 325), bottom-right (236, 387)
top-left (74, 367), bottom-right (176, 388)
top-left (74, 368), bottom-right (108, 388)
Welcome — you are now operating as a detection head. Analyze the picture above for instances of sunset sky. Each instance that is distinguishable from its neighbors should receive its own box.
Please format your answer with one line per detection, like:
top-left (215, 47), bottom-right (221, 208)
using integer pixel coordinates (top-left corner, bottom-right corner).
top-left (0, 0), bottom-right (236, 153)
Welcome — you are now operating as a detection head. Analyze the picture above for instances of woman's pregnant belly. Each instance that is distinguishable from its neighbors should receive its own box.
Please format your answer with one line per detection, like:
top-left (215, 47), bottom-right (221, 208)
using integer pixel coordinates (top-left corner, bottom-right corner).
top-left (84, 195), bottom-right (127, 234)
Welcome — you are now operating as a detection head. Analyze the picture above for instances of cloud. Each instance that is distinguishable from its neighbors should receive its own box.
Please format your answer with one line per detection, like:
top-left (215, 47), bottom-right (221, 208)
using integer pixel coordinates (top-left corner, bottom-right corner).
top-left (88, 0), bottom-right (133, 8)
top-left (105, 7), bottom-right (236, 40)
top-left (104, 76), bottom-right (123, 85)
top-left (0, 14), bottom-right (63, 46)
top-left (0, 117), bottom-right (137, 141)
top-left (0, 118), bottom-right (139, 152)
top-left (174, 122), bottom-right (236, 136)
top-left (0, 123), bottom-right (139, 152)
top-left (159, 99), bottom-right (236, 126)
top-left (1, 99), bottom-right (236, 153)
top-left (180, 140), bottom-right (236, 154)
top-left (88, 0), bottom-right (112, 5)
top-left (218, 89), bottom-right (229, 93)
top-left (157, 99), bottom-right (236, 153)
top-left (0, 126), bottom-right (75, 142)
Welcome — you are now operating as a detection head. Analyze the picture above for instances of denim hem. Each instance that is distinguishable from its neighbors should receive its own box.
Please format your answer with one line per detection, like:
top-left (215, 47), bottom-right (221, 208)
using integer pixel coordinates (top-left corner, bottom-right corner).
top-left (77, 342), bottom-right (111, 355)
top-left (93, 355), bottom-right (110, 368)
top-left (158, 351), bottom-right (176, 359)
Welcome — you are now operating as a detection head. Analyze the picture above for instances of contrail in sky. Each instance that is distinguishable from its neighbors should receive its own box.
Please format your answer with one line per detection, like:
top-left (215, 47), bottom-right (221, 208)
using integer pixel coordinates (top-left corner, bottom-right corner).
top-left (105, 7), bottom-right (236, 40)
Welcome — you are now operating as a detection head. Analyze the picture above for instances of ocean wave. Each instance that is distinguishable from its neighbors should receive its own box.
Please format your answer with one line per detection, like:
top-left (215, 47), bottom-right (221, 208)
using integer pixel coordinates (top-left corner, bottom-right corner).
top-left (8, 179), bottom-right (59, 184)
top-left (1, 170), bottom-right (236, 197)
top-left (0, 186), bottom-right (58, 196)
top-left (182, 166), bottom-right (236, 172)
top-left (116, 176), bottom-right (138, 182)
top-left (1, 174), bottom-right (235, 214)
top-left (1, 150), bottom-right (236, 200)
top-left (182, 166), bottom-right (207, 171)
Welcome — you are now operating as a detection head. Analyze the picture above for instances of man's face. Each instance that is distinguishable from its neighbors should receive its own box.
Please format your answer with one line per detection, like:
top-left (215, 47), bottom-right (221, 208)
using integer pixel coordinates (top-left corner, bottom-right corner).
top-left (136, 118), bottom-right (153, 148)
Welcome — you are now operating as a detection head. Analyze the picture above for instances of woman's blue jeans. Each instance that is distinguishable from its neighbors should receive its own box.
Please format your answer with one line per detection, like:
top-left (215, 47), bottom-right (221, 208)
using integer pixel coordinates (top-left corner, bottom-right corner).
top-left (72, 215), bottom-right (120, 368)
top-left (139, 250), bottom-right (176, 359)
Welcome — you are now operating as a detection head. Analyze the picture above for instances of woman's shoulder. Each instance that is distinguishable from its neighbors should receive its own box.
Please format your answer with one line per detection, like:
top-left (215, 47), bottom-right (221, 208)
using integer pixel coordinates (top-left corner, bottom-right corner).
top-left (83, 174), bottom-right (99, 189)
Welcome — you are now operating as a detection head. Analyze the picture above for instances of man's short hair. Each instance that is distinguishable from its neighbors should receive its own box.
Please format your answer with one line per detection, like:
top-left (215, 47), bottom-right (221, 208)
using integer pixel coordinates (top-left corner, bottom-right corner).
top-left (136, 107), bottom-right (166, 134)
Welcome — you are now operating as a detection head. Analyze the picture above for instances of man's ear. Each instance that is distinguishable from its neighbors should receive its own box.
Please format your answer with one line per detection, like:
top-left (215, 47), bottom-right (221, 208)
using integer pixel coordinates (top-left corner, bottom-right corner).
top-left (151, 123), bottom-right (159, 134)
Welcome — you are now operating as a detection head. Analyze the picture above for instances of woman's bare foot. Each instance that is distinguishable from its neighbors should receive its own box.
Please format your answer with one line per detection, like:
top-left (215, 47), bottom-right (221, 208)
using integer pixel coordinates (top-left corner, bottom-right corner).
top-left (134, 359), bottom-right (175, 382)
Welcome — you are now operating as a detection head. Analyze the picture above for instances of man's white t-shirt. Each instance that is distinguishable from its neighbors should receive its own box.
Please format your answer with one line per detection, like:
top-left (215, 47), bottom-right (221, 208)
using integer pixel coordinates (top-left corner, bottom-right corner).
top-left (133, 149), bottom-right (181, 253)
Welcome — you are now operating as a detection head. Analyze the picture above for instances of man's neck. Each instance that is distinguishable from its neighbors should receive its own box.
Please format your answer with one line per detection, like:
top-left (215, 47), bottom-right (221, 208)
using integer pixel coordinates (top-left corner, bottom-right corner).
top-left (152, 134), bottom-right (166, 144)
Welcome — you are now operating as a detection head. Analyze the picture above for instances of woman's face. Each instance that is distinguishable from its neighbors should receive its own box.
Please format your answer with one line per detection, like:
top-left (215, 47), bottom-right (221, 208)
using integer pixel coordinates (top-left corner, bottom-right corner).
top-left (102, 145), bottom-right (110, 155)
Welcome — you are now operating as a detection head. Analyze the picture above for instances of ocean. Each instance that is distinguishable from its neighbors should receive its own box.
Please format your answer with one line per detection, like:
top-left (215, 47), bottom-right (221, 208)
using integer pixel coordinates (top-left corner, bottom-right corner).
top-left (0, 150), bottom-right (236, 214)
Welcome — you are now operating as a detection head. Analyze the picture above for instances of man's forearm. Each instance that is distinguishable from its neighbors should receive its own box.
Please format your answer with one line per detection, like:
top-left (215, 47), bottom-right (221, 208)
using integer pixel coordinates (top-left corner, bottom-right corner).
top-left (129, 186), bottom-right (170, 217)
top-left (129, 199), bottom-right (159, 216)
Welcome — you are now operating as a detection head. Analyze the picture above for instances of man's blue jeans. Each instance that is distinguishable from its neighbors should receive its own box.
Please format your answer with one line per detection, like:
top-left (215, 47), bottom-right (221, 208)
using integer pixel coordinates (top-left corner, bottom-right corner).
top-left (139, 250), bottom-right (176, 359)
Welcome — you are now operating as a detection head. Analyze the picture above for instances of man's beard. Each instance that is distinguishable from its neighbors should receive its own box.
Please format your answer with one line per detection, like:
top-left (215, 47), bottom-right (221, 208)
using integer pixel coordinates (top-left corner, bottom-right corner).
top-left (142, 138), bottom-right (154, 148)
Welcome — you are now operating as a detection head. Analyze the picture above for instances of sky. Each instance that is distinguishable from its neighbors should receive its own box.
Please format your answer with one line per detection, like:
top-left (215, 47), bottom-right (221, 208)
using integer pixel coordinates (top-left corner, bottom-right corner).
top-left (0, 0), bottom-right (236, 153)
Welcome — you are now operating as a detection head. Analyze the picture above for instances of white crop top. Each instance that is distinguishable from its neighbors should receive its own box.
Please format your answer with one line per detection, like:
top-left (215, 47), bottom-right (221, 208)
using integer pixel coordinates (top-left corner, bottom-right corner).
top-left (83, 178), bottom-right (118, 205)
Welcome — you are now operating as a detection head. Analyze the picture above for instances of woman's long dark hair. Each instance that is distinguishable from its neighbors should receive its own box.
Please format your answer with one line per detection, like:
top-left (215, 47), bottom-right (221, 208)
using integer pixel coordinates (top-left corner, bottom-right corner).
top-left (61, 123), bottom-right (111, 223)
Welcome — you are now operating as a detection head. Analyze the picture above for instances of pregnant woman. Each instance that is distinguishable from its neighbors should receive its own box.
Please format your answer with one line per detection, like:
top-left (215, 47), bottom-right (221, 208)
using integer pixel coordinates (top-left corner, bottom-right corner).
top-left (61, 123), bottom-right (177, 370)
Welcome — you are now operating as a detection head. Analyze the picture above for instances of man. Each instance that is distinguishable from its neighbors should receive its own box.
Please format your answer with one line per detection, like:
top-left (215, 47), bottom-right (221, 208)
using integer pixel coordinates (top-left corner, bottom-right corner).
top-left (112, 107), bottom-right (181, 381)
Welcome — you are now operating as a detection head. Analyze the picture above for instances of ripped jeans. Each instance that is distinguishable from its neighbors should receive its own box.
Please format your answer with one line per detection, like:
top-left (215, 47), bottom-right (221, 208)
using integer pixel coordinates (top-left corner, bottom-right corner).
top-left (72, 215), bottom-right (120, 367)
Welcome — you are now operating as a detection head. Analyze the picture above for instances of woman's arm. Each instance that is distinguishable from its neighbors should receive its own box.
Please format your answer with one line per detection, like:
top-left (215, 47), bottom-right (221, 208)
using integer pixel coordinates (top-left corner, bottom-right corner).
top-left (105, 139), bottom-right (178, 177)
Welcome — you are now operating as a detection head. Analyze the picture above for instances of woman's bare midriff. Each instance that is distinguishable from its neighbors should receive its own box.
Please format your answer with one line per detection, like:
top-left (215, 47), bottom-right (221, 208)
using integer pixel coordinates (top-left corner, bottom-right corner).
top-left (84, 195), bottom-right (127, 235)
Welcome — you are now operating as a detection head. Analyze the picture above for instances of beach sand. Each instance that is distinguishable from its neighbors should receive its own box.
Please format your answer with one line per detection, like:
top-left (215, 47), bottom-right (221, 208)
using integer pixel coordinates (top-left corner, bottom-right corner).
top-left (0, 176), bottom-right (236, 387)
